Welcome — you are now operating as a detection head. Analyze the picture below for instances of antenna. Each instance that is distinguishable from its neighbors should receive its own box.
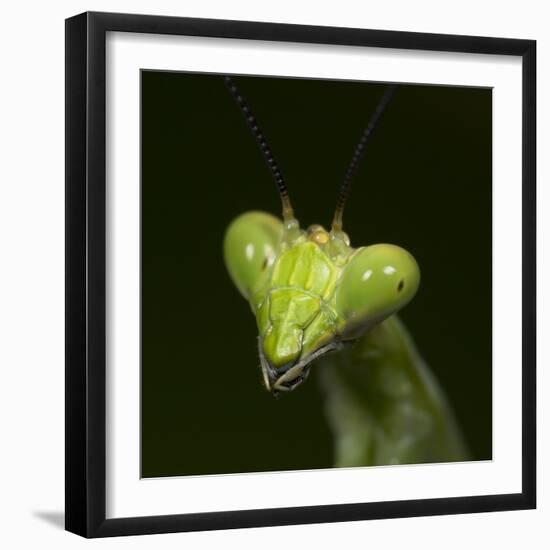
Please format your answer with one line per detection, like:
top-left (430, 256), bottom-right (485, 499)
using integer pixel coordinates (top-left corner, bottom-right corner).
top-left (224, 76), bottom-right (295, 221)
top-left (332, 84), bottom-right (398, 232)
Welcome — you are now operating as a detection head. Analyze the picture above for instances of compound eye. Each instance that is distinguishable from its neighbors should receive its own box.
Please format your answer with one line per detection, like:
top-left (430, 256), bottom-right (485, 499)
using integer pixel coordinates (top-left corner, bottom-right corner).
top-left (335, 244), bottom-right (420, 337)
top-left (223, 211), bottom-right (282, 298)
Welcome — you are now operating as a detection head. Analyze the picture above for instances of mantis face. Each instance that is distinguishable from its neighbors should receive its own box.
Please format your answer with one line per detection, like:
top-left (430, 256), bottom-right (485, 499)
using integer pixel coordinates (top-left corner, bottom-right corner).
top-left (222, 76), bottom-right (418, 395)
top-left (224, 212), bottom-right (420, 394)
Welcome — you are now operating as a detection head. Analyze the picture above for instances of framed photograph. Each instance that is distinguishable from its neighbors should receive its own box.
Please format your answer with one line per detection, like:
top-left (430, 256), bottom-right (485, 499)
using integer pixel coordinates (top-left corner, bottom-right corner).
top-left (65, 11), bottom-right (536, 538)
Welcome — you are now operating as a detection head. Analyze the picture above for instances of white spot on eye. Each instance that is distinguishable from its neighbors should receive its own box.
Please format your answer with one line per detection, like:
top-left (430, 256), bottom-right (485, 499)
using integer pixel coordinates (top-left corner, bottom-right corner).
top-left (362, 269), bottom-right (373, 281)
top-left (383, 265), bottom-right (397, 275)
top-left (263, 244), bottom-right (275, 266)
top-left (245, 243), bottom-right (254, 261)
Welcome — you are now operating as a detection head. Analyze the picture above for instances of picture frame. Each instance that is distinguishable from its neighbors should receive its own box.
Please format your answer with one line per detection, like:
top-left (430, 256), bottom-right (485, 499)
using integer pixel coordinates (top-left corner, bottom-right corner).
top-left (65, 11), bottom-right (536, 538)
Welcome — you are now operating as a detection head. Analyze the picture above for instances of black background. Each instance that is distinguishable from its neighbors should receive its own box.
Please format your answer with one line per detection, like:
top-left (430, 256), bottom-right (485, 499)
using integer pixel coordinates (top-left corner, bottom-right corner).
top-left (141, 71), bottom-right (492, 478)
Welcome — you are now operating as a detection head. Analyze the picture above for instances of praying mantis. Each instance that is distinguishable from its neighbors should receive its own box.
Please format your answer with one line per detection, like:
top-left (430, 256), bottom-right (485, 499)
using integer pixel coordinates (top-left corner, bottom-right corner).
top-left (222, 76), bottom-right (468, 467)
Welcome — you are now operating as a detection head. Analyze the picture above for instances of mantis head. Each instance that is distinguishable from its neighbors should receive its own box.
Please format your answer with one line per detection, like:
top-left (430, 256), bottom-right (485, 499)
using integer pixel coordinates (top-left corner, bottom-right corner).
top-left (224, 212), bottom-right (420, 394)
top-left (222, 77), bottom-right (420, 395)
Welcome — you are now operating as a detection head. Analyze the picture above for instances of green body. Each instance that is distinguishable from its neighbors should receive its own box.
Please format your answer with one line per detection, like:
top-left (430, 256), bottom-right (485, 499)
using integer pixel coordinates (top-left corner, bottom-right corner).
top-left (318, 315), bottom-right (467, 466)
top-left (224, 210), bottom-right (467, 464)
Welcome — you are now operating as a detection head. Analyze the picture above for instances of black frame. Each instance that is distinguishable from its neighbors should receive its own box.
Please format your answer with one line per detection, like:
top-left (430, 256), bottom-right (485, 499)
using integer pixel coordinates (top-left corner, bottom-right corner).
top-left (65, 11), bottom-right (536, 538)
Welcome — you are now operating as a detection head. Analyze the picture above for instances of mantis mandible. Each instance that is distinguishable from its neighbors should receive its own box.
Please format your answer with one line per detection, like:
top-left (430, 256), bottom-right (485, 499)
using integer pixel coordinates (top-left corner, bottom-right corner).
top-left (222, 76), bottom-right (468, 466)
